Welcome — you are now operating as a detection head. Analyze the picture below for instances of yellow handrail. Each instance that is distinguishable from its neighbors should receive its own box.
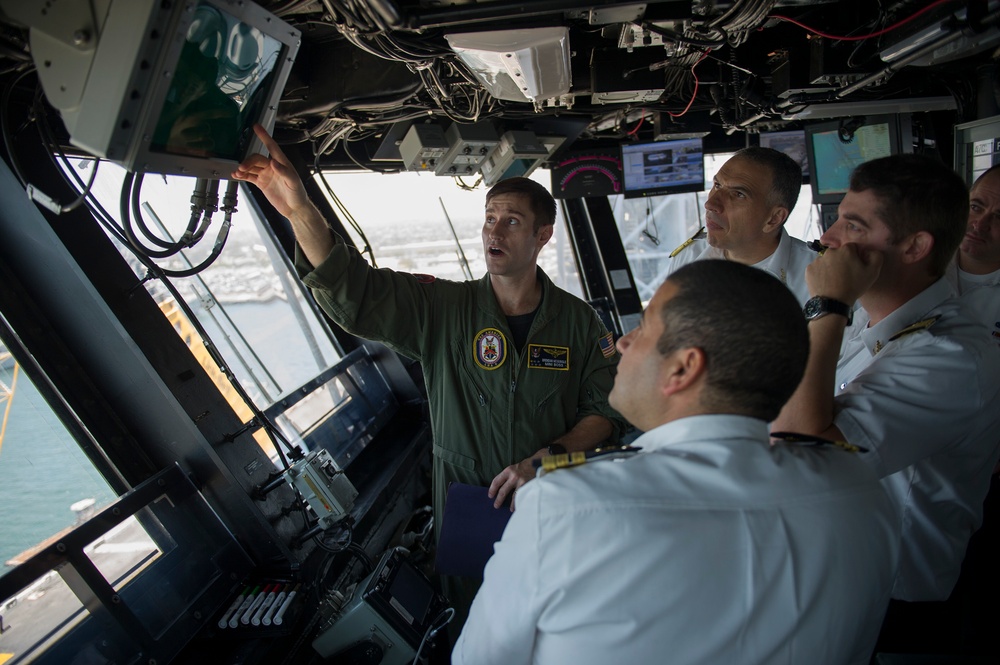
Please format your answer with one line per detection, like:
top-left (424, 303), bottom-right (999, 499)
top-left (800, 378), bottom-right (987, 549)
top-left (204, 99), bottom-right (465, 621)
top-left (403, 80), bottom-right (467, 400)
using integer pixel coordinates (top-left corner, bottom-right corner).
top-left (1, 358), bottom-right (18, 456)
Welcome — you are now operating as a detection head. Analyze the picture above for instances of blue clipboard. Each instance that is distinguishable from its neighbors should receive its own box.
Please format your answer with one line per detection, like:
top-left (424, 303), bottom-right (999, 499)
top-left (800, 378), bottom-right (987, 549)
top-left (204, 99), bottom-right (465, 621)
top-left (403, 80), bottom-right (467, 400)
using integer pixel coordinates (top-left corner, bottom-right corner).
top-left (434, 482), bottom-right (513, 579)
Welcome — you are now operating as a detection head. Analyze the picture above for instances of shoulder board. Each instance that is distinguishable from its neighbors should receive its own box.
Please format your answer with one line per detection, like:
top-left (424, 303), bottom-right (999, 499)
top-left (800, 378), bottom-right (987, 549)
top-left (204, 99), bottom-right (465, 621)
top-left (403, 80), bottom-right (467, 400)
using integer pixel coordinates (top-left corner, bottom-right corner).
top-left (887, 315), bottom-right (941, 342)
top-left (807, 239), bottom-right (827, 254)
top-left (770, 431), bottom-right (868, 454)
top-left (533, 445), bottom-right (642, 473)
top-left (668, 226), bottom-right (706, 258)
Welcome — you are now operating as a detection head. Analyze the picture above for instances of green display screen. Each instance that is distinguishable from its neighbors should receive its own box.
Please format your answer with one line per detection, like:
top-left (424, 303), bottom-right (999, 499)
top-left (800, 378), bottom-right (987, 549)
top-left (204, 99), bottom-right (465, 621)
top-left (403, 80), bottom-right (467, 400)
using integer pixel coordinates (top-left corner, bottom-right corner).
top-left (151, 2), bottom-right (282, 160)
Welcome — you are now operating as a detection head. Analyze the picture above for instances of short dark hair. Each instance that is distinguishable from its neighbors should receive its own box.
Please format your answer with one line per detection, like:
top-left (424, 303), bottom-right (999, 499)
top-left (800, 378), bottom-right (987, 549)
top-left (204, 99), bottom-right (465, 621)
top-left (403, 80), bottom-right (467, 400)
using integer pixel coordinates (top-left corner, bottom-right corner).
top-left (849, 154), bottom-right (968, 277)
top-left (732, 146), bottom-right (803, 214)
top-left (485, 177), bottom-right (556, 232)
top-left (659, 261), bottom-right (809, 421)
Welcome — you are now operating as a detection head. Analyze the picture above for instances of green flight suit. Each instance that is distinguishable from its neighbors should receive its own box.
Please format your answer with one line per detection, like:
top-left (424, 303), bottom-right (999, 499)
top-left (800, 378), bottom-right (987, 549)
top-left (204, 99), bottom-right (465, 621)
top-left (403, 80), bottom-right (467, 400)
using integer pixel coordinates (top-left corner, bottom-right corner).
top-left (297, 236), bottom-right (626, 631)
top-left (299, 237), bottom-right (625, 522)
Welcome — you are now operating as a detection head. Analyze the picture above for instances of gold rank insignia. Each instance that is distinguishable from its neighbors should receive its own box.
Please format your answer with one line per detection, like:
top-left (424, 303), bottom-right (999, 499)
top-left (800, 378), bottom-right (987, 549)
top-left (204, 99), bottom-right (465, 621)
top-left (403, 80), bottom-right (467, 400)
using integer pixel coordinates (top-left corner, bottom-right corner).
top-left (668, 226), bottom-right (706, 258)
top-left (532, 445), bottom-right (642, 473)
top-left (770, 431), bottom-right (868, 454)
top-left (888, 315), bottom-right (941, 342)
top-left (807, 239), bottom-right (827, 255)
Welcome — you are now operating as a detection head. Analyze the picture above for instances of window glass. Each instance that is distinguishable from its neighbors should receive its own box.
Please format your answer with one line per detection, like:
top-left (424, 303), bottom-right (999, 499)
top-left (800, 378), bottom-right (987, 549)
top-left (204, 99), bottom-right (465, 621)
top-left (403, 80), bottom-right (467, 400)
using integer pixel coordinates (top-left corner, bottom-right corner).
top-left (0, 342), bottom-right (161, 662)
top-left (0, 352), bottom-right (116, 571)
top-left (65, 160), bottom-right (343, 417)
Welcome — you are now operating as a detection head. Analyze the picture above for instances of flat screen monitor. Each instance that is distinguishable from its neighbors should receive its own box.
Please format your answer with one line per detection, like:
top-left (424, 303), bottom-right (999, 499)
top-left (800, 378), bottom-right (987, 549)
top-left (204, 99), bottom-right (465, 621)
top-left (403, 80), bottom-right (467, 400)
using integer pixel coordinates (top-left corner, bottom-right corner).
top-left (620, 138), bottom-right (704, 199)
top-left (45, 0), bottom-right (300, 179)
top-left (804, 115), bottom-right (910, 205)
top-left (549, 149), bottom-right (623, 199)
top-left (759, 130), bottom-right (809, 182)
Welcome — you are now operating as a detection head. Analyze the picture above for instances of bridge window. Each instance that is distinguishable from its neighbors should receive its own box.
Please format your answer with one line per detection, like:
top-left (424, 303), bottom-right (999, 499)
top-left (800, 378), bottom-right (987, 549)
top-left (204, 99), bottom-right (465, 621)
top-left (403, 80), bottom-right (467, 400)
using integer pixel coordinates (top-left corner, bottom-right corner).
top-left (63, 160), bottom-right (343, 418)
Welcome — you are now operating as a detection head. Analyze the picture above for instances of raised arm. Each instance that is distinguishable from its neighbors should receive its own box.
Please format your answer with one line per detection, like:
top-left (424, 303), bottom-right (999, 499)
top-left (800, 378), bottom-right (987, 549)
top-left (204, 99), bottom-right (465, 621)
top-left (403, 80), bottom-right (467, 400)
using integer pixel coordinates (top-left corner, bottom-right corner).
top-left (772, 244), bottom-right (882, 438)
top-left (231, 124), bottom-right (334, 268)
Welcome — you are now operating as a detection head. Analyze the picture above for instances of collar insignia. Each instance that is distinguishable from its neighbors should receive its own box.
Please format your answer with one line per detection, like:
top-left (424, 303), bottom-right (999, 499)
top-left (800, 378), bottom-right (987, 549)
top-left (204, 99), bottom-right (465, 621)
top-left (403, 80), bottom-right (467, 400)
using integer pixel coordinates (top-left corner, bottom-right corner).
top-left (887, 315), bottom-right (941, 342)
top-left (668, 226), bottom-right (706, 258)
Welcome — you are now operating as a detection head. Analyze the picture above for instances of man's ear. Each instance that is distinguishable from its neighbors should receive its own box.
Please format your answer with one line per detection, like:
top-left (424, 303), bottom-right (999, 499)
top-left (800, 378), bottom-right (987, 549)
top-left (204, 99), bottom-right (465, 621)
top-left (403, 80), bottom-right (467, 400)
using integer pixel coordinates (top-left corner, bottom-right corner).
top-left (661, 347), bottom-right (707, 397)
top-left (899, 230), bottom-right (934, 265)
top-left (762, 206), bottom-right (789, 234)
top-left (536, 224), bottom-right (554, 246)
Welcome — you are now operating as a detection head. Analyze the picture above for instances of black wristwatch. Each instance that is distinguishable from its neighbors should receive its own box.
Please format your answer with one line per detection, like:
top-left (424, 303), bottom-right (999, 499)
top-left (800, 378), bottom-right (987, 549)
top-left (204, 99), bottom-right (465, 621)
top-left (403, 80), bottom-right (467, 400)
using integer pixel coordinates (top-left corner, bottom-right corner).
top-left (547, 443), bottom-right (567, 455)
top-left (803, 296), bottom-right (853, 325)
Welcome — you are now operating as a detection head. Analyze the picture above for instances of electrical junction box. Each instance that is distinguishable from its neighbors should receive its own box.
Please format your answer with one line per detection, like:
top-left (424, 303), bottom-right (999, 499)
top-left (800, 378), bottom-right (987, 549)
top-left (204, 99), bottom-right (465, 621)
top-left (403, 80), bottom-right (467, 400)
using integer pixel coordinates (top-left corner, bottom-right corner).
top-left (435, 121), bottom-right (499, 176)
top-left (480, 130), bottom-right (551, 186)
top-left (284, 449), bottom-right (357, 528)
top-left (399, 123), bottom-right (449, 171)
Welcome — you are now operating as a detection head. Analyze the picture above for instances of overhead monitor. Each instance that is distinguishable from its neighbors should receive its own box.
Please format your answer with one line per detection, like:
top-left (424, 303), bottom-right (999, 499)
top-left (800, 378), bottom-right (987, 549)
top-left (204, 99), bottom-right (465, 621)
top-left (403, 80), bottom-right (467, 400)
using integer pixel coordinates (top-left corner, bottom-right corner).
top-left (759, 130), bottom-right (809, 182)
top-left (620, 138), bottom-right (704, 199)
top-left (549, 149), bottom-right (623, 199)
top-left (804, 115), bottom-right (910, 205)
top-left (31, 0), bottom-right (300, 179)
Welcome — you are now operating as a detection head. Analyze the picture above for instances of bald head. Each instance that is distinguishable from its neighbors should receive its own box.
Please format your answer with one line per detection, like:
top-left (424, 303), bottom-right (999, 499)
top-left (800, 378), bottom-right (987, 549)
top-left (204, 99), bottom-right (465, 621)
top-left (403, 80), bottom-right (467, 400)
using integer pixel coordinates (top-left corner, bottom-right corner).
top-left (962, 166), bottom-right (1000, 274)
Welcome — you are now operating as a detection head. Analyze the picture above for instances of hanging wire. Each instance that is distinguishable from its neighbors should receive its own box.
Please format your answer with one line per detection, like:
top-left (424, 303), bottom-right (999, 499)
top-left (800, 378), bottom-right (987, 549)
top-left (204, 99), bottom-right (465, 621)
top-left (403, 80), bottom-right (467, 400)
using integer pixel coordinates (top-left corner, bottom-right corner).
top-left (770, 0), bottom-right (960, 42)
top-left (641, 197), bottom-right (660, 245)
top-left (311, 134), bottom-right (380, 266)
top-left (15, 84), bottom-right (309, 473)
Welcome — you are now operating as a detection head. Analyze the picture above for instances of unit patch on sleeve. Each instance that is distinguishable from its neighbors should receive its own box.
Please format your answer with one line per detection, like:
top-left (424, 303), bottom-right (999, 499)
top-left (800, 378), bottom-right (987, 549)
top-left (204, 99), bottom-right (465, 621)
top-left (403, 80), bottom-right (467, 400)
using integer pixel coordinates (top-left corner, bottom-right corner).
top-left (527, 344), bottom-right (570, 370)
top-left (598, 332), bottom-right (616, 358)
top-left (474, 328), bottom-right (507, 370)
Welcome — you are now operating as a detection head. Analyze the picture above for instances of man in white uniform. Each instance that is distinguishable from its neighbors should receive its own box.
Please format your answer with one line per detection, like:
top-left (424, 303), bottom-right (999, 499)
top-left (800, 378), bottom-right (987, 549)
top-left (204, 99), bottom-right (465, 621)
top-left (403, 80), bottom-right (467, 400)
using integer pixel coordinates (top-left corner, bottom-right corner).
top-left (666, 146), bottom-right (816, 304)
top-left (946, 164), bottom-right (1000, 346)
top-left (773, 154), bottom-right (1000, 611)
top-left (453, 260), bottom-right (899, 665)
top-left (939, 164), bottom-right (1000, 654)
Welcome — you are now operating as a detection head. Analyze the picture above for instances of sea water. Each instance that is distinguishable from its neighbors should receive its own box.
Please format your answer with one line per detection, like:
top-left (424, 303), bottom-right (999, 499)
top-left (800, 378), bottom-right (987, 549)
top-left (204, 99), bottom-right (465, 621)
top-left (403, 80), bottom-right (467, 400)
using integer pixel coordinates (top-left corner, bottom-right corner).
top-left (0, 362), bottom-right (115, 568)
top-left (0, 297), bottom-right (336, 572)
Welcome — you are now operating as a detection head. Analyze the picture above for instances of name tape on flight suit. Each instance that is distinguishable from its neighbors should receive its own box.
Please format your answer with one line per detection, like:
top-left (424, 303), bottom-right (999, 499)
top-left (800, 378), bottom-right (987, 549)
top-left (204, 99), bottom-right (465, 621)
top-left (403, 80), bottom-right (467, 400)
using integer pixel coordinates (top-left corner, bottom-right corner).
top-left (528, 344), bottom-right (570, 370)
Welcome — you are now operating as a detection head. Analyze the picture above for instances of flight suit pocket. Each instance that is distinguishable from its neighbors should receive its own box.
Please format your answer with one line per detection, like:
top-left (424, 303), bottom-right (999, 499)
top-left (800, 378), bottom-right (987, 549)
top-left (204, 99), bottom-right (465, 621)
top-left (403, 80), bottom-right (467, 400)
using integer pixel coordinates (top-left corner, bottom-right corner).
top-left (532, 385), bottom-right (562, 417)
top-left (433, 444), bottom-right (477, 472)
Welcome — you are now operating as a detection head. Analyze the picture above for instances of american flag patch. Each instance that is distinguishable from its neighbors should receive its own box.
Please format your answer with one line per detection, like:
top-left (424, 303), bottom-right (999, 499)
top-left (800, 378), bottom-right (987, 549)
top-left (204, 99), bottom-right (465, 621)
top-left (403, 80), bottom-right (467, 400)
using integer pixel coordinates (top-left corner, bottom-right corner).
top-left (598, 332), bottom-right (616, 358)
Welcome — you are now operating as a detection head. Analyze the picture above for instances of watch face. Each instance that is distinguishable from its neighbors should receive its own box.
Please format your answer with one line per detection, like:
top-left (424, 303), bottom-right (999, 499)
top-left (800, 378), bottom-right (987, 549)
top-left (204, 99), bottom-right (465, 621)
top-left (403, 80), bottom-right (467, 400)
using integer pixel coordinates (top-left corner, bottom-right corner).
top-left (803, 297), bottom-right (824, 320)
top-left (803, 296), bottom-right (850, 322)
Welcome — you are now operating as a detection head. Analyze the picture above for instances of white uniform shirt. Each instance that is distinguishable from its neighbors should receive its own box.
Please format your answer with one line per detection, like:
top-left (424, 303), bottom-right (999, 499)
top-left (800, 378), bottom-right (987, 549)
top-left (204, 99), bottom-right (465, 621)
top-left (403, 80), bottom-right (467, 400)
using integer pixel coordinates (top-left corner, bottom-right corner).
top-left (666, 227), bottom-right (816, 305)
top-left (944, 259), bottom-right (1000, 347)
top-left (453, 415), bottom-right (899, 665)
top-left (834, 278), bottom-right (1000, 601)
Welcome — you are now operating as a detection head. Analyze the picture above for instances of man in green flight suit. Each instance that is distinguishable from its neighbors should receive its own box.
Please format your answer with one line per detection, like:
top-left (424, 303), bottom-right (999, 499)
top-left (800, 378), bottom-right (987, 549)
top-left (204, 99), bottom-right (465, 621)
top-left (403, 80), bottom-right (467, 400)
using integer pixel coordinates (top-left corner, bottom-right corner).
top-left (233, 125), bottom-right (626, 628)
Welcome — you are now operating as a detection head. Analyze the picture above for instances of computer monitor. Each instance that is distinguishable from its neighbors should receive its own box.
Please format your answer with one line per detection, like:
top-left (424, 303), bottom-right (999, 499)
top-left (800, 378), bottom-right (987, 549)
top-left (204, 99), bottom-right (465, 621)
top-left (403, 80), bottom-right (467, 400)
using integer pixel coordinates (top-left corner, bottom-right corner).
top-left (804, 115), bottom-right (910, 205)
top-left (41, 0), bottom-right (300, 179)
top-left (549, 149), bottom-right (623, 199)
top-left (620, 137), bottom-right (705, 199)
top-left (759, 130), bottom-right (809, 182)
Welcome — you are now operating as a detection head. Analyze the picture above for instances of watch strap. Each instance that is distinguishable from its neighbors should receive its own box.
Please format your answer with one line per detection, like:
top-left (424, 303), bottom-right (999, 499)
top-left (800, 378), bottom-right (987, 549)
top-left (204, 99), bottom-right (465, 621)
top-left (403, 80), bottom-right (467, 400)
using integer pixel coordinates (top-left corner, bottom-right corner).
top-left (803, 296), bottom-right (853, 325)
